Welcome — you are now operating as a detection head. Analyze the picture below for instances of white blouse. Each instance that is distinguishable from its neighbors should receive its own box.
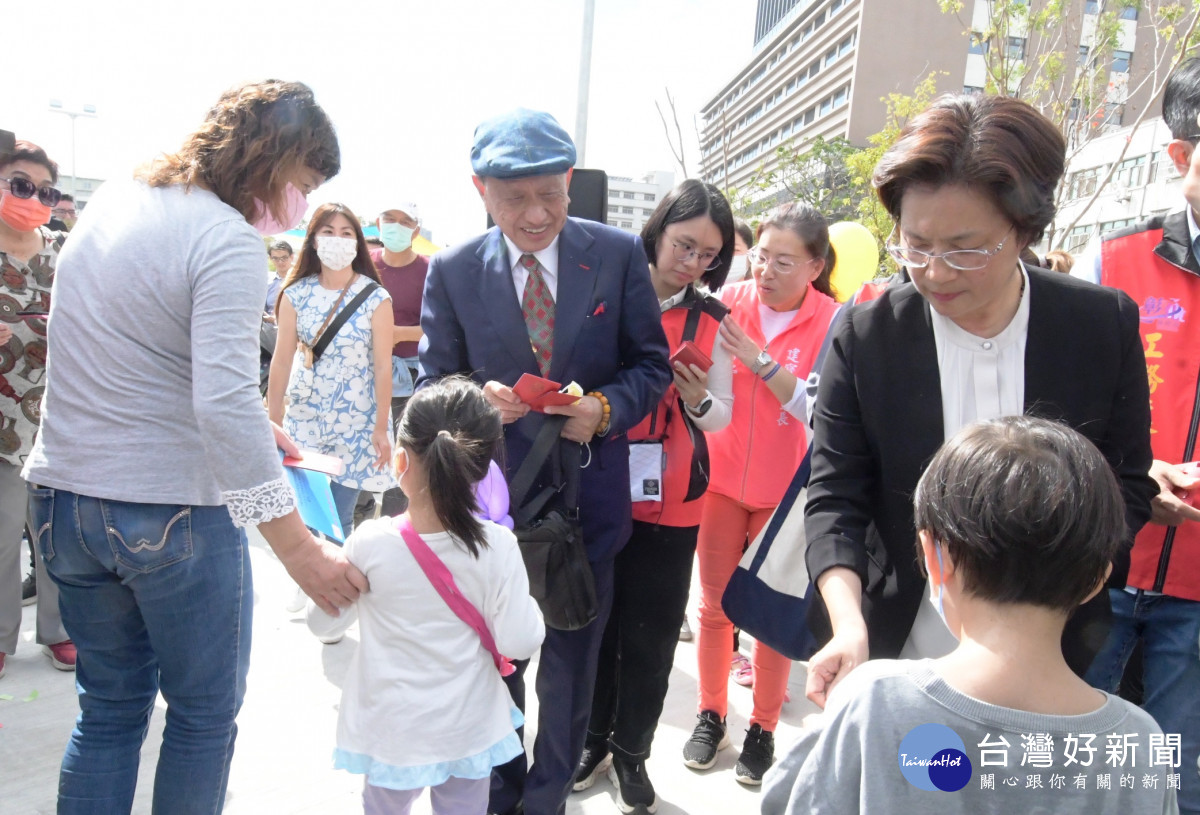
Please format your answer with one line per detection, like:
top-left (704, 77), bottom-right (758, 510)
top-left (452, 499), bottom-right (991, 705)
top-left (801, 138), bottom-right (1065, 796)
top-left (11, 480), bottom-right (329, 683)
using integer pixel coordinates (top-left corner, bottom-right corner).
top-left (901, 264), bottom-right (1031, 660)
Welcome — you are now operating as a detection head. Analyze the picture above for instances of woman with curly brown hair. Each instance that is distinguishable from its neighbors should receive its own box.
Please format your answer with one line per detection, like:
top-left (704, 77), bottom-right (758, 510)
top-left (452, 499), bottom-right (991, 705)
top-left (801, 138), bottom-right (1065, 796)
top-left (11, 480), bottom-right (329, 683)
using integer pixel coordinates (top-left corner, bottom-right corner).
top-left (23, 79), bottom-right (365, 814)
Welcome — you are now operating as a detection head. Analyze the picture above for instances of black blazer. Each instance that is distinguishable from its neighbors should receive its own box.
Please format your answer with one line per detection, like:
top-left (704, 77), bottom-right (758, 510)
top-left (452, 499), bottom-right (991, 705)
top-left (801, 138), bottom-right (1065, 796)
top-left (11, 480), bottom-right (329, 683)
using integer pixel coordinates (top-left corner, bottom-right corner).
top-left (804, 266), bottom-right (1157, 659)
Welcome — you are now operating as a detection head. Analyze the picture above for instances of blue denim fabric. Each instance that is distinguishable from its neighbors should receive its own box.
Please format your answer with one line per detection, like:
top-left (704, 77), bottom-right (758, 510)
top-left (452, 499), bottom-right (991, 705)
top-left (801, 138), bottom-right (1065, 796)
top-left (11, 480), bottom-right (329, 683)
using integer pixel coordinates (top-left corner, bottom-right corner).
top-left (328, 481), bottom-right (361, 543)
top-left (29, 485), bottom-right (252, 815)
top-left (1085, 588), bottom-right (1200, 814)
top-left (391, 355), bottom-right (419, 399)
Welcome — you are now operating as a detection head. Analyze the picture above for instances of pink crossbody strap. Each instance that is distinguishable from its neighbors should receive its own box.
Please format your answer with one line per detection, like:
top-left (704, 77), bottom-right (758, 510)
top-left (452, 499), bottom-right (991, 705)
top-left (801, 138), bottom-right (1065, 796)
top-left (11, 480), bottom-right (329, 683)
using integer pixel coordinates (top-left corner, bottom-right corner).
top-left (396, 517), bottom-right (515, 677)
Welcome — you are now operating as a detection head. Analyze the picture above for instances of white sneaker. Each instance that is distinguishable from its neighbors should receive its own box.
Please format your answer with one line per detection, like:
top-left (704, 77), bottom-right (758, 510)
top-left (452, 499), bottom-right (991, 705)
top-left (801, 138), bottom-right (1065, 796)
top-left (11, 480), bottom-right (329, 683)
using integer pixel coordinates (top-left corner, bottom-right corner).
top-left (318, 634), bottom-right (344, 645)
top-left (286, 586), bottom-right (308, 614)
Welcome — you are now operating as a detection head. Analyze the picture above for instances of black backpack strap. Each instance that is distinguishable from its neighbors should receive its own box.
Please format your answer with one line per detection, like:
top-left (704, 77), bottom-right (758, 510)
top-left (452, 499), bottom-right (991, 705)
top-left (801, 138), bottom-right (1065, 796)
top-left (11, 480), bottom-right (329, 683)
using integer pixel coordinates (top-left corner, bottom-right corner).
top-left (312, 282), bottom-right (380, 363)
top-left (676, 292), bottom-right (725, 503)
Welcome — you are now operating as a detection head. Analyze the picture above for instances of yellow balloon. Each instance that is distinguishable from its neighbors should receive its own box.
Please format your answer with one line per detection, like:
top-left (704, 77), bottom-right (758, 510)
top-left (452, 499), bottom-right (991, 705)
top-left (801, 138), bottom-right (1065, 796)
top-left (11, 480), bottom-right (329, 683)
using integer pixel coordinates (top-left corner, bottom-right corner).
top-left (828, 222), bottom-right (880, 303)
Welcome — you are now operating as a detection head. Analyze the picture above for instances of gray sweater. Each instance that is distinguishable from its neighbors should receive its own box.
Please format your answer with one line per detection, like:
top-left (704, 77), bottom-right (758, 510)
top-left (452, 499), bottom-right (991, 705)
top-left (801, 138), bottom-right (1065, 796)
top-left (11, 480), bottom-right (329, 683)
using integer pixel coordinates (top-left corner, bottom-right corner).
top-left (763, 659), bottom-right (1178, 815)
top-left (24, 179), bottom-right (294, 526)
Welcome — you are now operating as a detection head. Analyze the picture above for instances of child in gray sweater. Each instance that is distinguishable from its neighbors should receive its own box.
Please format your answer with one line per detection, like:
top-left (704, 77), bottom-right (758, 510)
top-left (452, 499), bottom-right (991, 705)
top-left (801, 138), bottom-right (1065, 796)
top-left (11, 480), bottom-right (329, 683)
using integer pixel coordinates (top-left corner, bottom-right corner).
top-left (763, 416), bottom-right (1179, 814)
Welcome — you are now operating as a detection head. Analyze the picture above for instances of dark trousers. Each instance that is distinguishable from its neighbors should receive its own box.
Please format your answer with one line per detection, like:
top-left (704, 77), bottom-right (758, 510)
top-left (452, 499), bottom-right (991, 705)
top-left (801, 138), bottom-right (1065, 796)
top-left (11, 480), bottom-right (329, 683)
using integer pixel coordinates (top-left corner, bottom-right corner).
top-left (586, 521), bottom-right (697, 762)
top-left (490, 557), bottom-right (615, 815)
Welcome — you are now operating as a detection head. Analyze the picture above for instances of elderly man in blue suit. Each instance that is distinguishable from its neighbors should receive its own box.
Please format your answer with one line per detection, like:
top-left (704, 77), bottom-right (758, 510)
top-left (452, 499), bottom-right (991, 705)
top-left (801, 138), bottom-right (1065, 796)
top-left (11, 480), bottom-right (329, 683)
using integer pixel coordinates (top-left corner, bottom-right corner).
top-left (418, 109), bottom-right (671, 815)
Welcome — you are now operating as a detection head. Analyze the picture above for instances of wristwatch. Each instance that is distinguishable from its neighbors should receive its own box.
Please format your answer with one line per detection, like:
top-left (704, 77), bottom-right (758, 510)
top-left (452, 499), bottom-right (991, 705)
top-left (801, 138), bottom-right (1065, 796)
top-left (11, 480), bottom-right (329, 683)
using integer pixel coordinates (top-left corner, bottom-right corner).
top-left (752, 350), bottom-right (773, 375)
top-left (686, 395), bottom-right (714, 418)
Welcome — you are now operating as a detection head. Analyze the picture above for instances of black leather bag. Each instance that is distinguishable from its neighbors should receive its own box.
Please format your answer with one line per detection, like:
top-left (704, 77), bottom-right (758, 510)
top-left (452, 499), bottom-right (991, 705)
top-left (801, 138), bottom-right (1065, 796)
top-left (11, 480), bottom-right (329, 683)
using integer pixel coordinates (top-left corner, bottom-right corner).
top-left (509, 416), bottom-right (598, 631)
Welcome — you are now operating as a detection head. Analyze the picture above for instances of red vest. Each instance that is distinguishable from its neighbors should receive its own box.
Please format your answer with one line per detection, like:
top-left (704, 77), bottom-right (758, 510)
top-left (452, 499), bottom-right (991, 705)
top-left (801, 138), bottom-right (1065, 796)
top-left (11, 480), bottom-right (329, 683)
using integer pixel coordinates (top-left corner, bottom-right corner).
top-left (1102, 221), bottom-right (1200, 600)
top-left (707, 281), bottom-right (840, 508)
top-left (629, 291), bottom-right (727, 528)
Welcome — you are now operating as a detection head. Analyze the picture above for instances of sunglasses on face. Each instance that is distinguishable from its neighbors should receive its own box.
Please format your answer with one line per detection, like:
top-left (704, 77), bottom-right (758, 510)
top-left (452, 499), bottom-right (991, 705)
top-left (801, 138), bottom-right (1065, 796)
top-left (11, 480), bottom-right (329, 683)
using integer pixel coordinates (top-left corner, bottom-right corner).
top-left (1, 176), bottom-right (63, 208)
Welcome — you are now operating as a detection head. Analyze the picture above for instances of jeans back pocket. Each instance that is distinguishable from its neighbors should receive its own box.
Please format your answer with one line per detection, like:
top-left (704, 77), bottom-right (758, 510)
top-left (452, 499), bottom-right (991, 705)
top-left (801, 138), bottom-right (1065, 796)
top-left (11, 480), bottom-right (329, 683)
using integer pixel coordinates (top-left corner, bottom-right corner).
top-left (27, 484), bottom-right (56, 563)
top-left (100, 500), bottom-right (194, 574)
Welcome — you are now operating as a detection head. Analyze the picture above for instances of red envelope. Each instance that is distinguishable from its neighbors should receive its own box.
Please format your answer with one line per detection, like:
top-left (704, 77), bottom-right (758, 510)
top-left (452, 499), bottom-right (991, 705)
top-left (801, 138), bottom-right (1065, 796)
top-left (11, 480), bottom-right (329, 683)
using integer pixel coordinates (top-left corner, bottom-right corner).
top-left (282, 449), bottom-right (347, 477)
top-left (513, 373), bottom-right (582, 411)
top-left (670, 340), bottom-right (713, 373)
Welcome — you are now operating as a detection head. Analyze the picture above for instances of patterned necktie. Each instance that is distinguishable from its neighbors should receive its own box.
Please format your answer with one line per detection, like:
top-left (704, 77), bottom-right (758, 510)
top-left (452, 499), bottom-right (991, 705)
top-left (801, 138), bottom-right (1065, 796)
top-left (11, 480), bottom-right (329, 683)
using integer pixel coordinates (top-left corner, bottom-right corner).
top-left (520, 253), bottom-right (555, 375)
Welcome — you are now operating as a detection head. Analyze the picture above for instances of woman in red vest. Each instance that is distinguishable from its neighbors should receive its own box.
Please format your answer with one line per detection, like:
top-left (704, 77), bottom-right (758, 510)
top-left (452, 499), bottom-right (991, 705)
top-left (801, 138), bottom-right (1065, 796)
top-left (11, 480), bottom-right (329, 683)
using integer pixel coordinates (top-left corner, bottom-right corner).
top-left (685, 202), bottom-right (841, 786)
top-left (573, 180), bottom-right (735, 813)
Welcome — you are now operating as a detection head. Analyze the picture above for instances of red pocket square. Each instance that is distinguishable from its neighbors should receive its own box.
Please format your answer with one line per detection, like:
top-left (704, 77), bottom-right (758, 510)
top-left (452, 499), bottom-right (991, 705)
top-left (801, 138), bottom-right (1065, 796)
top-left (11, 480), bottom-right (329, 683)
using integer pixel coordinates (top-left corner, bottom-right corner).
top-left (592, 302), bottom-right (606, 316)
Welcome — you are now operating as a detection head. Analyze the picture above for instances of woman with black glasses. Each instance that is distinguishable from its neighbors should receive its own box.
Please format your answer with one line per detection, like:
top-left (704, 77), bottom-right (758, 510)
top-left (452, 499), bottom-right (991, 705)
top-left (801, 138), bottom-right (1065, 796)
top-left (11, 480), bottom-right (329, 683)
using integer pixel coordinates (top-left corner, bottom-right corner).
top-left (802, 94), bottom-right (1157, 711)
top-left (0, 141), bottom-right (74, 679)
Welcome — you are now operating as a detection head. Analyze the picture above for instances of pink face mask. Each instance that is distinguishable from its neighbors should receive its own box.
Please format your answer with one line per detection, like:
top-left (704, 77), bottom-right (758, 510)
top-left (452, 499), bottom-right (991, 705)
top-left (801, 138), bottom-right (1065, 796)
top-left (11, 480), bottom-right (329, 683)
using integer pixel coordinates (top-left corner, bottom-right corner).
top-left (250, 183), bottom-right (307, 235)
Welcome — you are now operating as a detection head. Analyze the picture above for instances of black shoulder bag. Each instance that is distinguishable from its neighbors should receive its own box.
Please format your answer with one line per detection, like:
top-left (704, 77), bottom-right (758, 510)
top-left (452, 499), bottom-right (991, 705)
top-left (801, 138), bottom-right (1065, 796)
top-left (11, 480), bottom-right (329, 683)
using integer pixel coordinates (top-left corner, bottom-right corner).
top-left (311, 281), bottom-right (380, 363)
top-left (508, 416), bottom-right (598, 631)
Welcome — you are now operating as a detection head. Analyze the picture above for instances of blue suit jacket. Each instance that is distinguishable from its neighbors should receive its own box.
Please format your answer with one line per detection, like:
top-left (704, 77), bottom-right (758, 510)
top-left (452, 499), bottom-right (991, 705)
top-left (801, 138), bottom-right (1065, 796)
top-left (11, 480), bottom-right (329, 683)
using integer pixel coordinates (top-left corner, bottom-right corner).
top-left (419, 218), bottom-right (672, 560)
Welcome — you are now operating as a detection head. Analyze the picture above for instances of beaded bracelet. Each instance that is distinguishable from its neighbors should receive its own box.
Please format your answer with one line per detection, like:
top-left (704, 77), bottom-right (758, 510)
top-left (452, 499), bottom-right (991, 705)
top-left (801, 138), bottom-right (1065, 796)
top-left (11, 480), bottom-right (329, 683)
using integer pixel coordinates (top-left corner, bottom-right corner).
top-left (587, 391), bottom-right (612, 436)
top-left (762, 362), bottom-right (783, 382)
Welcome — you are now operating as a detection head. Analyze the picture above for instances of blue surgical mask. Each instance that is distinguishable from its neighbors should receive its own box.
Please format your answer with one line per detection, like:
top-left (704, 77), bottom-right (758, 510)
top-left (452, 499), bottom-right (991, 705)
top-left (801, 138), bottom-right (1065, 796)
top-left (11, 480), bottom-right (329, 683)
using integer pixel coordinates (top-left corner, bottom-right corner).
top-left (380, 222), bottom-right (415, 253)
top-left (927, 546), bottom-right (950, 629)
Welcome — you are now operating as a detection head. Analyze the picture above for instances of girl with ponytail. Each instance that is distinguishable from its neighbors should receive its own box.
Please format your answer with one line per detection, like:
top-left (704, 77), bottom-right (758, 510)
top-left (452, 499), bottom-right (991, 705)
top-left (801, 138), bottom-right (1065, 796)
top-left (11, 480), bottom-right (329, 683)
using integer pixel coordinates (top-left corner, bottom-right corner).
top-left (307, 376), bottom-right (544, 815)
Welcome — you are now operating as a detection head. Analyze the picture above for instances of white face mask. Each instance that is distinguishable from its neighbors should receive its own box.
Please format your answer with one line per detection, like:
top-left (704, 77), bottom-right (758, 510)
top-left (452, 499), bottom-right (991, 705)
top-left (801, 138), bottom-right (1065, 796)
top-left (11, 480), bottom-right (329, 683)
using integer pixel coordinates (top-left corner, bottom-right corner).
top-left (727, 254), bottom-right (749, 282)
top-left (315, 235), bottom-right (358, 271)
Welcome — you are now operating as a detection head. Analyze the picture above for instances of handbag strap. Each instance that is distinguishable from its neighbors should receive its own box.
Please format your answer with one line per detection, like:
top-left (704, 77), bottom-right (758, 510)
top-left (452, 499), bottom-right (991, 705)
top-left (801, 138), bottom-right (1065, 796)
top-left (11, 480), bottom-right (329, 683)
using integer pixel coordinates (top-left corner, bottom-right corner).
top-left (748, 444), bottom-right (812, 574)
top-left (508, 414), bottom-right (569, 511)
top-left (312, 280), bottom-right (380, 363)
top-left (396, 516), bottom-right (514, 676)
top-left (676, 295), bottom-right (712, 502)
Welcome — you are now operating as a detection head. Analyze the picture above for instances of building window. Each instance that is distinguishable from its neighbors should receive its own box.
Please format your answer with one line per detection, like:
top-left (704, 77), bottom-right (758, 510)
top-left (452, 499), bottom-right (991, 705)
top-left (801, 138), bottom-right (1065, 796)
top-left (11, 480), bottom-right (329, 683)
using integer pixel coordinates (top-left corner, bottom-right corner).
top-left (1113, 154), bottom-right (1148, 188)
top-left (620, 221), bottom-right (633, 229)
top-left (969, 32), bottom-right (988, 55)
top-left (1068, 97), bottom-right (1081, 121)
top-left (1065, 225), bottom-right (1092, 253)
top-left (622, 206), bottom-right (634, 214)
top-left (1112, 50), bottom-right (1132, 73)
top-left (1078, 45), bottom-right (1091, 68)
top-left (824, 46), bottom-right (838, 68)
top-left (963, 85), bottom-right (984, 95)
top-left (1121, 5), bottom-right (1138, 19)
top-left (643, 193), bottom-right (655, 201)
top-left (1100, 218), bottom-right (1136, 233)
top-left (1006, 36), bottom-right (1026, 61)
top-left (1085, 0), bottom-right (1099, 13)
top-left (643, 209), bottom-right (655, 217)
top-left (623, 191), bottom-right (635, 199)
top-left (608, 205), bottom-right (619, 213)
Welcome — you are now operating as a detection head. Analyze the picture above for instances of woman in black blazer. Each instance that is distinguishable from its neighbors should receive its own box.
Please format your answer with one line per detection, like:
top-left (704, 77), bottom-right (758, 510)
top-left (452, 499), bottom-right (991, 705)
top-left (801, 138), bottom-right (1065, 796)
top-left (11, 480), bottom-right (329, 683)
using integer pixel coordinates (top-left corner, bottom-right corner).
top-left (802, 94), bottom-right (1157, 707)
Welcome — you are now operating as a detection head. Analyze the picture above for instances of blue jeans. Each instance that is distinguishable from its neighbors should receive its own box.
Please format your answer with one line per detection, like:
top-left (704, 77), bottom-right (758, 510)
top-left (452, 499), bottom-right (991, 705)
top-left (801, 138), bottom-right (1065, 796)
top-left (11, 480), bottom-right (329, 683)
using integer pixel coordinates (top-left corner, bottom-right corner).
top-left (29, 485), bottom-right (252, 815)
top-left (328, 481), bottom-right (360, 543)
top-left (1085, 588), bottom-right (1200, 814)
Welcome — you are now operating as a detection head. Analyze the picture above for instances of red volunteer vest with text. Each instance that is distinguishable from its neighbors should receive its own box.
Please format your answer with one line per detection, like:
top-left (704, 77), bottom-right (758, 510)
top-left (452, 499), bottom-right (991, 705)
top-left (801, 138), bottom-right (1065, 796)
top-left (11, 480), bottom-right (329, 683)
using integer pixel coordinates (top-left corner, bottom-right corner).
top-left (629, 291), bottom-right (727, 528)
top-left (707, 280), bottom-right (840, 509)
top-left (1102, 222), bottom-right (1200, 601)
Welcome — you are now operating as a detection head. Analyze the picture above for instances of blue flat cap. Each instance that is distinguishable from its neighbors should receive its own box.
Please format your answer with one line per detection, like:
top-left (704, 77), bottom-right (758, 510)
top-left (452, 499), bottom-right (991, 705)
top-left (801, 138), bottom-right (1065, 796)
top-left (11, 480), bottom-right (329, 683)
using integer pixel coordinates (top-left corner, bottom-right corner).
top-left (471, 109), bottom-right (577, 179)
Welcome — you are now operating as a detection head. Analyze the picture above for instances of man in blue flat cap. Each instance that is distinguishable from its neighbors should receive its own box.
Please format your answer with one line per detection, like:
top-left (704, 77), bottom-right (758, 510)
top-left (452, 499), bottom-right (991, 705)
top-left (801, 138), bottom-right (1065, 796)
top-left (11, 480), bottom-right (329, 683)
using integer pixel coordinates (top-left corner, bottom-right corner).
top-left (419, 109), bottom-right (671, 815)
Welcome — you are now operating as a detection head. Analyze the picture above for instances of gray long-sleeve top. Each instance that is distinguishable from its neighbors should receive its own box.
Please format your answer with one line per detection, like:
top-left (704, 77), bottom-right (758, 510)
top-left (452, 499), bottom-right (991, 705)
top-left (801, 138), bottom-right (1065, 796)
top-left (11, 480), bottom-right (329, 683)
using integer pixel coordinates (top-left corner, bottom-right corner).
top-left (24, 179), bottom-right (295, 526)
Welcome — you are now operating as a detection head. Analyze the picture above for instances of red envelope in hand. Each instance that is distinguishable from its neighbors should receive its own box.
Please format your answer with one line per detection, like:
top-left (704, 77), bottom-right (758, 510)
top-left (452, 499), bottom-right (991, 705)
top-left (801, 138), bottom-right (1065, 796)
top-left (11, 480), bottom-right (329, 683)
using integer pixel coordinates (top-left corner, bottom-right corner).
top-left (513, 373), bottom-right (581, 411)
top-left (670, 340), bottom-right (713, 373)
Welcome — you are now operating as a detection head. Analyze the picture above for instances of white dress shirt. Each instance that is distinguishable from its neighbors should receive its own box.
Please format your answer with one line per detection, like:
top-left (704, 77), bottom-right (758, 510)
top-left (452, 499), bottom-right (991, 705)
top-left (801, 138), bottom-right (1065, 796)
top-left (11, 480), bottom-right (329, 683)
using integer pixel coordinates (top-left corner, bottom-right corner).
top-left (503, 233), bottom-right (560, 302)
top-left (901, 264), bottom-right (1031, 660)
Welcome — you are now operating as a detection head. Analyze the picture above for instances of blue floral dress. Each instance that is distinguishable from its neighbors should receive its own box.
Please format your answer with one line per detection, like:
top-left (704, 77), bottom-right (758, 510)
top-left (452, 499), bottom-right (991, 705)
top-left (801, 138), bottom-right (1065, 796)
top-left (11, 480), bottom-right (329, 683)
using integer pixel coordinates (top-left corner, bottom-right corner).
top-left (283, 275), bottom-right (395, 492)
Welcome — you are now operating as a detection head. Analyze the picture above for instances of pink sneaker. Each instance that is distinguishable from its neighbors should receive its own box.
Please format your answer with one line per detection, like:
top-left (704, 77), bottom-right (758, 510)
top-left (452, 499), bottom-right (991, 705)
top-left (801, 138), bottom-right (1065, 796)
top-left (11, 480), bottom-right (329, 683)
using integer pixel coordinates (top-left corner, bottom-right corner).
top-left (731, 654), bottom-right (753, 687)
top-left (44, 640), bottom-right (77, 671)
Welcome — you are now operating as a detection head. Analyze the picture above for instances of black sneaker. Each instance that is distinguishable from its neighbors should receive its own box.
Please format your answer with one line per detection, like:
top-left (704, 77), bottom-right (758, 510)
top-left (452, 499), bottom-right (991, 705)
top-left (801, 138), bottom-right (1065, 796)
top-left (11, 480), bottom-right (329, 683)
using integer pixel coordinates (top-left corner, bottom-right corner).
top-left (21, 572), bottom-right (36, 606)
top-left (572, 741), bottom-right (611, 791)
top-left (682, 710), bottom-right (729, 770)
top-left (607, 756), bottom-right (657, 813)
top-left (734, 723), bottom-right (775, 786)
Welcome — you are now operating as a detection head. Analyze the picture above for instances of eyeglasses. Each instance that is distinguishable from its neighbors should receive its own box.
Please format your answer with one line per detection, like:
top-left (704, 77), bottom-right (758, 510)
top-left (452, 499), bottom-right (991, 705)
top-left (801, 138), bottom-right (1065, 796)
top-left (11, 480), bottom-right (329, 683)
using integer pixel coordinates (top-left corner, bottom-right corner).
top-left (747, 246), bottom-right (819, 275)
top-left (269, 254), bottom-right (292, 264)
top-left (669, 239), bottom-right (722, 271)
top-left (0, 176), bottom-right (62, 208)
top-left (51, 207), bottom-right (76, 218)
top-left (885, 225), bottom-right (1012, 271)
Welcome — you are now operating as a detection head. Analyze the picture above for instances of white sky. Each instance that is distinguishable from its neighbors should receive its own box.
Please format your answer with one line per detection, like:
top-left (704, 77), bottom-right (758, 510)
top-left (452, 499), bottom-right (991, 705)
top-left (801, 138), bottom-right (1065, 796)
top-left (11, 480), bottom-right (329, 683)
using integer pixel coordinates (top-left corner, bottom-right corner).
top-left (4, 0), bottom-right (759, 244)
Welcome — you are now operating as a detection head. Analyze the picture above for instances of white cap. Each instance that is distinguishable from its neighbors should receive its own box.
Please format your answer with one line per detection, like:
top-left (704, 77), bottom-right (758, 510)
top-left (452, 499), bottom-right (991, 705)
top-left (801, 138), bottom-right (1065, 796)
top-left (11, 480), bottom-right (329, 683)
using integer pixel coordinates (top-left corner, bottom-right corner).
top-left (380, 201), bottom-right (421, 225)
